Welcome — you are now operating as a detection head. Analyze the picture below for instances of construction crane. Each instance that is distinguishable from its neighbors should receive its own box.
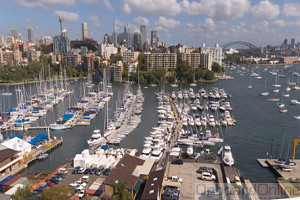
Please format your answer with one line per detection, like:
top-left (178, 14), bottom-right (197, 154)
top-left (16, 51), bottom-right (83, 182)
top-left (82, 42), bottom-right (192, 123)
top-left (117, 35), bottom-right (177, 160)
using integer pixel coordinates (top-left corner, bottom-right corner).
top-left (292, 139), bottom-right (300, 161)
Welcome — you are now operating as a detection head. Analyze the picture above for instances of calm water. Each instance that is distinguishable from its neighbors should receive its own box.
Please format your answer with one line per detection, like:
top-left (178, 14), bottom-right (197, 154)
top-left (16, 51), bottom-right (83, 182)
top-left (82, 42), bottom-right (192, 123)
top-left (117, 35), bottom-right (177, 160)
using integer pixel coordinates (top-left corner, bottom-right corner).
top-left (2, 64), bottom-right (300, 183)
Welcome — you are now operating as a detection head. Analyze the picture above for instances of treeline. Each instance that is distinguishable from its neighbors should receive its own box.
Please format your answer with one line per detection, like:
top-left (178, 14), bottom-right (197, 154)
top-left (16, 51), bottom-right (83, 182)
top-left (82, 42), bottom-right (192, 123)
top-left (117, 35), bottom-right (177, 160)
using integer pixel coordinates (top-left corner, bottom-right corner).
top-left (0, 59), bottom-right (84, 83)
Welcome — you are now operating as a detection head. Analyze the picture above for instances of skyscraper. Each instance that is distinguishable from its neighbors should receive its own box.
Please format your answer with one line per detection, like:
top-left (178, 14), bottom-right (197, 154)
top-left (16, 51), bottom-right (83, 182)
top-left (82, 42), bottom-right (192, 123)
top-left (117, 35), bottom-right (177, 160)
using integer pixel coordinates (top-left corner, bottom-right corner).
top-left (291, 38), bottom-right (295, 46)
top-left (28, 26), bottom-right (34, 42)
top-left (0, 36), bottom-right (4, 46)
top-left (104, 33), bottom-right (110, 44)
top-left (151, 30), bottom-right (158, 49)
top-left (82, 22), bottom-right (88, 40)
top-left (11, 28), bottom-right (18, 39)
top-left (140, 25), bottom-right (146, 50)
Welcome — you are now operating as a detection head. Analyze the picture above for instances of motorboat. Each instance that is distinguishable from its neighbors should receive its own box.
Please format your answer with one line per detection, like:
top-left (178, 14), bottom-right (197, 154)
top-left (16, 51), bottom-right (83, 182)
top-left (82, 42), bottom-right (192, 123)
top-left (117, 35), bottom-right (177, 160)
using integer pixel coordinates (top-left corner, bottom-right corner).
top-left (187, 145), bottom-right (193, 157)
top-left (259, 91), bottom-right (269, 96)
top-left (272, 88), bottom-right (279, 93)
top-left (294, 115), bottom-right (300, 119)
top-left (38, 153), bottom-right (48, 160)
top-left (267, 98), bottom-right (279, 102)
top-left (87, 129), bottom-right (105, 147)
top-left (280, 109), bottom-right (288, 113)
top-left (290, 100), bottom-right (300, 105)
top-left (223, 145), bottom-right (234, 166)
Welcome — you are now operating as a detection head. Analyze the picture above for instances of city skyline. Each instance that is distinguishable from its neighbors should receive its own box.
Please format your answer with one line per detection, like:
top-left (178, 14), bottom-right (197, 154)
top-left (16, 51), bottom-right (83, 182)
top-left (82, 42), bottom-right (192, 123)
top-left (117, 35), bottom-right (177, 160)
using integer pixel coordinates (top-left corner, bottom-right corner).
top-left (1, 0), bottom-right (300, 47)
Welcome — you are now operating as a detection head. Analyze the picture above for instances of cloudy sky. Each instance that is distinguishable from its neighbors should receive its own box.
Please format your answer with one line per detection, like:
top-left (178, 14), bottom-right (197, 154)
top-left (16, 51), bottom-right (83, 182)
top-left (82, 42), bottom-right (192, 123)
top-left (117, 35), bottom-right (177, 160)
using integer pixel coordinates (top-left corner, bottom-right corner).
top-left (1, 0), bottom-right (300, 47)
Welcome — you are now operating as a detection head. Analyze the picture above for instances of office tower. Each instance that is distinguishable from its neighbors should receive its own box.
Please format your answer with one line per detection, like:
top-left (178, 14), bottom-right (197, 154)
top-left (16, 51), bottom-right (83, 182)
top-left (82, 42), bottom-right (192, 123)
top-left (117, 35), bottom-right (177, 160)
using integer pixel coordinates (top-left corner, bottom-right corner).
top-left (11, 28), bottom-right (18, 39)
top-left (133, 32), bottom-right (142, 50)
top-left (291, 38), bottom-right (295, 46)
top-left (151, 30), bottom-right (158, 49)
top-left (140, 25), bottom-right (146, 49)
top-left (6, 35), bottom-right (14, 45)
top-left (28, 26), bottom-right (34, 42)
top-left (53, 35), bottom-right (70, 54)
top-left (44, 36), bottom-right (52, 45)
top-left (111, 21), bottom-right (117, 46)
top-left (82, 22), bottom-right (88, 40)
top-left (104, 33), bottom-right (110, 44)
top-left (283, 39), bottom-right (288, 46)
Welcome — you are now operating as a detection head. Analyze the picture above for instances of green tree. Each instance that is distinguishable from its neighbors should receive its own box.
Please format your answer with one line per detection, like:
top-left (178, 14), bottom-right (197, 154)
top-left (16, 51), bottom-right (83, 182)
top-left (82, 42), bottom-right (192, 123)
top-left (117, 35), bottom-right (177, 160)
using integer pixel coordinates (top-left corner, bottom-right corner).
top-left (110, 54), bottom-right (123, 64)
top-left (204, 70), bottom-right (215, 80)
top-left (137, 54), bottom-right (147, 71)
top-left (112, 180), bottom-right (133, 200)
top-left (176, 60), bottom-right (193, 82)
top-left (11, 185), bottom-right (32, 200)
top-left (40, 185), bottom-right (75, 200)
top-left (212, 62), bottom-right (224, 73)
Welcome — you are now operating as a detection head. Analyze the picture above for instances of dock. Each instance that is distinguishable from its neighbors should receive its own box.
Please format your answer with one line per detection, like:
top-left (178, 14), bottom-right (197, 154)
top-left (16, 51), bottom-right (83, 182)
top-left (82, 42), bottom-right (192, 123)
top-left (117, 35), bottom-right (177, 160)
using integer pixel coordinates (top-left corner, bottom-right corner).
top-left (256, 158), bottom-right (269, 167)
top-left (28, 126), bottom-right (50, 130)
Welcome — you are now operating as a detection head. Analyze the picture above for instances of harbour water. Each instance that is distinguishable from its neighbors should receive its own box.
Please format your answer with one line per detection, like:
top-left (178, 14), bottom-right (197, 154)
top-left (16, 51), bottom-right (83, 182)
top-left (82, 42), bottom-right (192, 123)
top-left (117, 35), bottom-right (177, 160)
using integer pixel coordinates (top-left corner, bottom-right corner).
top-left (2, 64), bottom-right (300, 183)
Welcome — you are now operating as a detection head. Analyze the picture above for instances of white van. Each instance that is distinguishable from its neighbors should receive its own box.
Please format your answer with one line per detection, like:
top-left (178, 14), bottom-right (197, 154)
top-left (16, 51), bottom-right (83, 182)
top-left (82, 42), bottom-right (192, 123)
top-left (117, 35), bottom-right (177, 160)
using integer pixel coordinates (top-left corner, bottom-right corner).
top-left (81, 175), bottom-right (90, 183)
top-left (58, 168), bottom-right (68, 174)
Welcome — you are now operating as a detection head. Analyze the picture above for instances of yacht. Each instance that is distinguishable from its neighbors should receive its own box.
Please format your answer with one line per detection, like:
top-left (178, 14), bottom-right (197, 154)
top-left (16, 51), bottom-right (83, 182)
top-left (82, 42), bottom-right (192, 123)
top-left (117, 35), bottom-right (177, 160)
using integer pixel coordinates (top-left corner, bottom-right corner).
top-left (187, 145), bottom-right (193, 157)
top-left (259, 91), bottom-right (269, 96)
top-left (87, 129), bottom-right (105, 147)
top-left (223, 145), bottom-right (234, 166)
top-left (141, 143), bottom-right (152, 158)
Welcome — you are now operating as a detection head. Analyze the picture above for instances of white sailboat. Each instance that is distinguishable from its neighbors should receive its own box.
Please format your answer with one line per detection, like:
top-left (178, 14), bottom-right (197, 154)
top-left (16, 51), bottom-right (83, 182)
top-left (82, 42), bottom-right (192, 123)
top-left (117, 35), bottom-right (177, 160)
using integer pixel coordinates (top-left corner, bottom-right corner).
top-left (259, 79), bottom-right (269, 96)
top-left (248, 77), bottom-right (252, 89)
top-left (277, 93), bottom-right (285, 108)
top-left (272, 72), bottom-right (281, 88)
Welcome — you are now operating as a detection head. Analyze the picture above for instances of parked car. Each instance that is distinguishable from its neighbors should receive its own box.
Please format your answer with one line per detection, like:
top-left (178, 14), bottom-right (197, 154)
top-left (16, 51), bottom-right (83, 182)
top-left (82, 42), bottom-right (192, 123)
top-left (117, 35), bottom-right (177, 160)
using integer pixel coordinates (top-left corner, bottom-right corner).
top-left (90, 167), bottom-right (97, 175)
top-left (84, 168), bottom-right (91, 174)
top-left (198, 172), bottom-right (216, 181)
top-left (163, 189), bottom-right (180, 200)
top-left (196, 166), bottom-right (214, 174)
top-left (47, 182), bottom-right (56, 187)
top-left (55, 173), bottom-right (66, 179)
top-left (77, 189), bottom-right (85, 198)
top-left (95, 167), bottom-right (103, 175)
top-left (103, 168), bottom-right (110, 176)
top-left (81, 176), bottom-right (90, 183)
top-left (166, 176), bottom-right (183, 183)
top-left (75, 180), bottom-right (87, 188)
top-left (234, 176), bottom-right (242, 187)
top-left (171, 159), bottom-right (183, 165)
top-left (32, 188), bottom-right (43, 197)
top-left (72, 166), bottom-right (80, 174)
top-left (78, 167), bottom-right (86, 174)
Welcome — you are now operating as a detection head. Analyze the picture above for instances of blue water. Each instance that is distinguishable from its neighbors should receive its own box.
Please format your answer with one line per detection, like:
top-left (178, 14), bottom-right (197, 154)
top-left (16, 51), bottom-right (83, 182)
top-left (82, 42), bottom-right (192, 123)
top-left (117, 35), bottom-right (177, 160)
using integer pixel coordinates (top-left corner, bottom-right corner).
top-left (1, 64), bottom-right (300, 183)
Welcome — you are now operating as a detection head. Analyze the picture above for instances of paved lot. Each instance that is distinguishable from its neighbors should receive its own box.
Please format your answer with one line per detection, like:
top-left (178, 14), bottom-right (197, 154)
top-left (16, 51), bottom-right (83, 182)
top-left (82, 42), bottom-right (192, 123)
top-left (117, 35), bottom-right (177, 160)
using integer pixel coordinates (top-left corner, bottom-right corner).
top-left (56, 167), bottom-right (107, 190)
top-left (167, 162), bottom-right (224, 200)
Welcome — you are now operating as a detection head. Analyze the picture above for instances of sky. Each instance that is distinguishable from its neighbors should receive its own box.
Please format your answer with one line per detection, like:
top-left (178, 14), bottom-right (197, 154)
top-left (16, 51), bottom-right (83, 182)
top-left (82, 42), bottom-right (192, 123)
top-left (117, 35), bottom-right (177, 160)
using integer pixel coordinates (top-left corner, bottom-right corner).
top-left (1, 0), bottom-right (300, 47)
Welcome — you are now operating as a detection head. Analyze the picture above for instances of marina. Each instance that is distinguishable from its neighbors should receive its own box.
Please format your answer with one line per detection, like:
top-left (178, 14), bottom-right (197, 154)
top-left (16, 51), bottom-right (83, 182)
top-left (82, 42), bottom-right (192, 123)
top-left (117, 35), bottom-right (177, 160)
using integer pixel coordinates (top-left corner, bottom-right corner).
top-left (1, 64), bottom-right (300, 199)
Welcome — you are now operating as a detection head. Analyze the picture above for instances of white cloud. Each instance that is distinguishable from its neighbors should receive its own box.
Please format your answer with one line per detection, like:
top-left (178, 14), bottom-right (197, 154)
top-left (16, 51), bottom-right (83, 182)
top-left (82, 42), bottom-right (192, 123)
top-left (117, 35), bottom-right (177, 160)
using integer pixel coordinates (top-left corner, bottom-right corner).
top-left (283, 2), bottom-right (300, 17)
top-left (53, 10), bottom-right (79, 23)
top-left (81, 0), bottom-right (98, 4)
top-left (103, 0), bottom-right (115, 11)
top-left (185, 18), bottom-right (216, 32)
top-left (271, 19), bottom-right (300, 27)
top-left (251, 0), bottom-right (280, 20)
top-left (25, 18), bottom-right (33, 24)
top-left (13, 0), bottom-right (76, 8)
top-left (121, 0), bottom-right (181, 16)
top-left (114, 20), bottom-right (125, 32)
top-left (181, 0), bottom-right (250, 20)
top-left (154, 16), bottom-right (181, 32)
top-left (133, 17), bottom-right (149, 27)
top-left (89, 14), bottom-right (101, 27)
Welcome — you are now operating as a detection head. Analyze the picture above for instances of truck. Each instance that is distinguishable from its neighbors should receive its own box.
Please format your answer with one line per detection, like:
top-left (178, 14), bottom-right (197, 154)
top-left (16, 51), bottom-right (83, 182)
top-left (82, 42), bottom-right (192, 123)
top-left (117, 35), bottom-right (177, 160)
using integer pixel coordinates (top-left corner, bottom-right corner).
top-left (166, 176), bottom-right (183, 183)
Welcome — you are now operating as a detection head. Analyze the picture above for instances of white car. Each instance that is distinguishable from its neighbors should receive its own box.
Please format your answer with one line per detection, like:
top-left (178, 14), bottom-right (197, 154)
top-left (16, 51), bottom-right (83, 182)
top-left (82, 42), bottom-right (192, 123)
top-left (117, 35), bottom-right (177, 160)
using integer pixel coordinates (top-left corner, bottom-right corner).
top-left (75, 181), bottom-right (87, 188)
top-left (199, 172), bottom-right (216, 181)
top-left (76, 189), bottom-right (85, 198)
top-left (78, 168), bottom-right (86, 174)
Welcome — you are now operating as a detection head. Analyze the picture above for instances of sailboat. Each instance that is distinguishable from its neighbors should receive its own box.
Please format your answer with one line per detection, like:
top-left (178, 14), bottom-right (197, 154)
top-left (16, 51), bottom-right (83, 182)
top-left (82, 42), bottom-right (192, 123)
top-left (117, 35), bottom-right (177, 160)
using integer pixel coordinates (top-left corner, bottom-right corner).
top-left (272, 72), bottom-right (281, 88)
top-left (293, 77), bottom-right (300, 90)
top-left (277, 93), bottom-right (285, 108)
top-left (259, 79), bottom-right (269, 96)
top-left (248, 77), bottom-right (252, 89)
top-left (190, 74), bottom-right (197, 87)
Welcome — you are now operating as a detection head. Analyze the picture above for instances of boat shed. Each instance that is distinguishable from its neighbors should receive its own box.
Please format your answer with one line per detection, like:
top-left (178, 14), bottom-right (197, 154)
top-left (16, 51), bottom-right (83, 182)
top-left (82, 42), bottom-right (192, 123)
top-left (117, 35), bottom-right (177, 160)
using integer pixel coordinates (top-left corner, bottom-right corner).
top-left (2, 137), bottom-right (31, 156)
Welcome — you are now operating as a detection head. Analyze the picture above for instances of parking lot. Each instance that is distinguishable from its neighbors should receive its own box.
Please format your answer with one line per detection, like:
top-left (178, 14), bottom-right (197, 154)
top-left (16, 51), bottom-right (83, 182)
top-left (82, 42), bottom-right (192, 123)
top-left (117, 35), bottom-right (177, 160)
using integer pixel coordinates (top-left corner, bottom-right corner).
top-left (167, 161), bottom-right (224, 200)
top-left (57, 167), bottom-right (107, 189)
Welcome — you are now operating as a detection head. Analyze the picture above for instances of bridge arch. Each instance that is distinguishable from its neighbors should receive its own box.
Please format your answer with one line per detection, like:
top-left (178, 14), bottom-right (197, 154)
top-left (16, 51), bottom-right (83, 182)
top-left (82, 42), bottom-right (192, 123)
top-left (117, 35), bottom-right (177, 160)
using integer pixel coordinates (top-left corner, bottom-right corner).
top-left (221, 41), bottom-right (260, 50)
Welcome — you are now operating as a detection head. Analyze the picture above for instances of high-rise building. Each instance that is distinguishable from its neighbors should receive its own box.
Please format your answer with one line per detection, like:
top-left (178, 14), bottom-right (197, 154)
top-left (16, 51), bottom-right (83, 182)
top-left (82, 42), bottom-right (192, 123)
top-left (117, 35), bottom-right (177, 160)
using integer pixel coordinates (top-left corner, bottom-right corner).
top-left (81, 22), bottom-right (88, 40)
top-left (53, 35), bottom-right (70, 54)
top-left (0, 36), bottom-right (4, 46)
top-left (6, 34), bottom-right (14, 45)
top-left (140, 25), bottom-right (146, 49)
top-left (28, 26), bottom-right (34, 42)
top-left (291, 38), bottom-right (295, 46)
top-left (145, 53), bottom-right (177, 70)
top-left (11, 28), bottom-right (18, 39)
top-left (133, 32), bottom-right (142, 50)
top-left (104, 33), bottom-right (110, 44)
top-left (201, 44), bottom-right (223, 68)
top-left (283, 39), bottom-right (288, 46)
top-left (44, 36), bottom-right (52, 45)
top-left (151, 30), bottom-right (158, 49)
top-left (181, 53), bottom-right (200, 70)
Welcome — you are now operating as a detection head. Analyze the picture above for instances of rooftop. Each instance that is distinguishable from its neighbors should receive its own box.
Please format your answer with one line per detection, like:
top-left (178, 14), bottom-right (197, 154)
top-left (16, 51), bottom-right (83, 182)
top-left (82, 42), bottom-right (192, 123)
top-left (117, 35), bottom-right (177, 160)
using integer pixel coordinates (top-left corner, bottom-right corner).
top-left (141, 169), bottom-right (165, 200)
